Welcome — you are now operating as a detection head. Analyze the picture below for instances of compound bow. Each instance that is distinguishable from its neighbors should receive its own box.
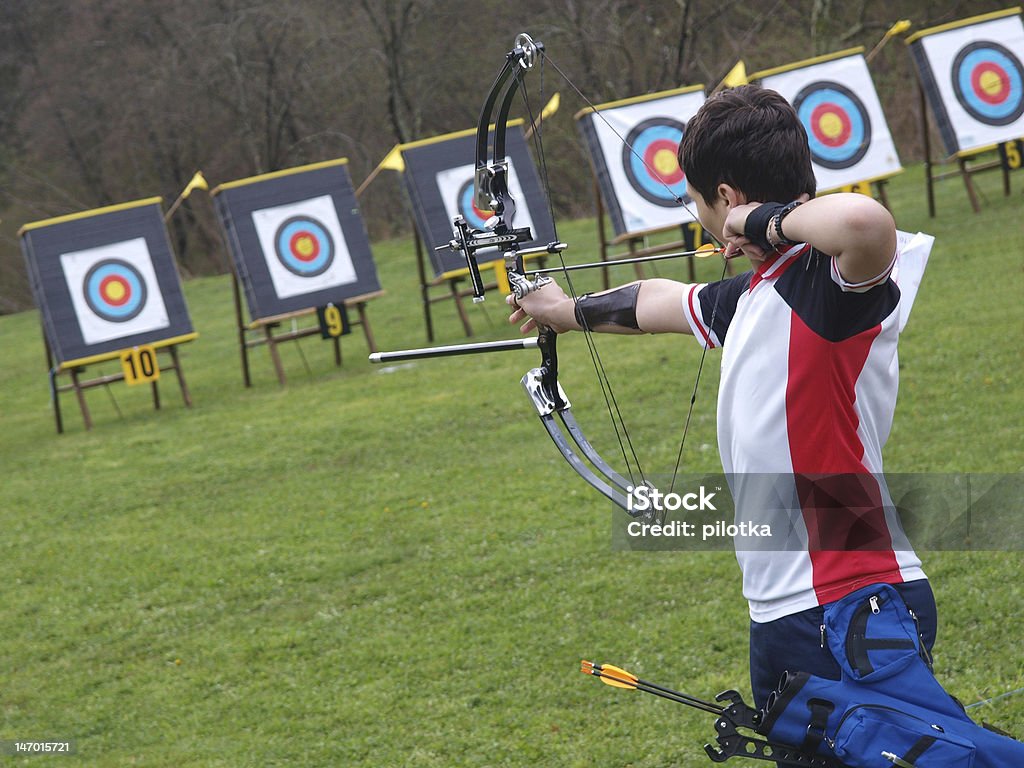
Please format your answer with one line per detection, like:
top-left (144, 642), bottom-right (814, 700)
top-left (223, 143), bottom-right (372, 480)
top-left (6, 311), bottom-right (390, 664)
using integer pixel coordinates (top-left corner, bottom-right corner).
top-left (370, 32), bottom-right (728, 514)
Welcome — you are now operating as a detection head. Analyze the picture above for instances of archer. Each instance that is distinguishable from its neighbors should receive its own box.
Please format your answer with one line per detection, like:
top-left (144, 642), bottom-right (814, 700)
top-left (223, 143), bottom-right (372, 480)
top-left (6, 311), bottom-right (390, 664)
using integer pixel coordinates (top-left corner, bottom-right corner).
top-left (508, 84), bottom-right (933, 713)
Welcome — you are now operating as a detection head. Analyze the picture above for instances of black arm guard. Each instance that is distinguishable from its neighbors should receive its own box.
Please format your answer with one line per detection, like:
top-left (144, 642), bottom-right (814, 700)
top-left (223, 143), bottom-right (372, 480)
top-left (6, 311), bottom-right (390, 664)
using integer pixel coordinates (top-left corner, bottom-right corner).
top-left (574, 283), bottom-right (642, 330)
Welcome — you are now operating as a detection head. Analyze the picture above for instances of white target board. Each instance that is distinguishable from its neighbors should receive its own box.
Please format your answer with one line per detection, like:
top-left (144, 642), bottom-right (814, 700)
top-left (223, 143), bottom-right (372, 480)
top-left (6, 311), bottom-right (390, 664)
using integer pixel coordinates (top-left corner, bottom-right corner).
top-left (577, 86), bottom-right (706, 236)
top-left (19, 197), bottom-right (196, 367)
top-left (60, 237), bottom-right (170, 345)
top-left (908, 9), bottom-right (1024, 156)
top-left (250, 194), bottom-right (357, 300)
top-left (754, 49), bottom-right (902, 192)
top-left (213, 159), bottom-right (381, 321)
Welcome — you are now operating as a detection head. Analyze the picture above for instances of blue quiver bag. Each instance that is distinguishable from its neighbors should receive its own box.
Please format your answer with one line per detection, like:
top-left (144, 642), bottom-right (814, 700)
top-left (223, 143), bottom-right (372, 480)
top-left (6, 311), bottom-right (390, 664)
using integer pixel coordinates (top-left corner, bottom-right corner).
top-left (756, 583), bottom-right (1024, 767)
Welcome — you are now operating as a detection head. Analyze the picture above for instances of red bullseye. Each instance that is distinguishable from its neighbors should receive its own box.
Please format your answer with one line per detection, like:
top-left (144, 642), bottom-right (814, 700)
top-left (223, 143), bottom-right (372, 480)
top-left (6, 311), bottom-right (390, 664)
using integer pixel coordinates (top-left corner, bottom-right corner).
top-left (643, 138), bottom-right (684, 185)
top-left (972, 62), bottom-right (1010, 104)
top-left (289, 231), bottom-right (320, 262)
top-left (99, 275), bottom-right (131, 306)
top-left (810, 103), bottom-right (852, 147)
top-left (471, 200), bottom-right (491, 222)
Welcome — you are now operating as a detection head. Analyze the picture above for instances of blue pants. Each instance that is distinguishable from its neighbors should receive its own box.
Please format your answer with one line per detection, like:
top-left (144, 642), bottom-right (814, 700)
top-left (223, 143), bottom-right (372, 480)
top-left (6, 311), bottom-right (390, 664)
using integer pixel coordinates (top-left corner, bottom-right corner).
top-left (749, 579), bottom-right (937, 710)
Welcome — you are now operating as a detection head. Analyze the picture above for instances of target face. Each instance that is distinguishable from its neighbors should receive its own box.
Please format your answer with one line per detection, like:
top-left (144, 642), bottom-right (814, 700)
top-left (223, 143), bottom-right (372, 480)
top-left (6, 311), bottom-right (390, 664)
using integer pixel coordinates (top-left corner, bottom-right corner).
top-left (757, 52), bottom-right (901, 191)
top-left (951, 41), bottom-right (1024, 126)
top-left (83, 259), bottom-right (148, 321)
top-left (793, 81), bottom-right (871, 170)
top-left (456, 178), bottom-right (495, 230)
top-left (60, 237), bottom-right (170, 346)
top-left (622, 117), bottom-right (689, 206)
top-left (274, 216), bottom-right (335, 277)
top-left (251, 194), bottom-right (356, 300)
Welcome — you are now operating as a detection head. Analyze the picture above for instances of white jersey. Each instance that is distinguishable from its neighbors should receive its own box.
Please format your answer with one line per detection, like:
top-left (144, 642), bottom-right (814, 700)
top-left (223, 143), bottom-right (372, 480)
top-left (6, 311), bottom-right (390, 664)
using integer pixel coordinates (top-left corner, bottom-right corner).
top-left (682, 244), bottom-right (925, 622)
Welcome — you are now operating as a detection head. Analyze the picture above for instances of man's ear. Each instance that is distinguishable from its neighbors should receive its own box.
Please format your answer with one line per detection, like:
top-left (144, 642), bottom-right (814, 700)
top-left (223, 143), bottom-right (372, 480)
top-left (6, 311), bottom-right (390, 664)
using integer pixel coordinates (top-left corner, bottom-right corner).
top-left (717, 183), bottom-right (748, 208)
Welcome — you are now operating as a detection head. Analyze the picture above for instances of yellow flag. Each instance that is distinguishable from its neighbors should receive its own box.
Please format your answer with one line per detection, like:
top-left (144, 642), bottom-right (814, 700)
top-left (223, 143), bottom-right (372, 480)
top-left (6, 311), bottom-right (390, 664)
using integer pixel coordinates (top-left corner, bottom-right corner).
top-left (183, 171), bottom-right (208, 197)
top-left (886, 19), bottom-right (911, 38)
top-left (721, 60), bottom-right (748, 88)
top-left (540, 92), bottom-right (560, 121)
top-left (378, 145), bottom-right (406, 173)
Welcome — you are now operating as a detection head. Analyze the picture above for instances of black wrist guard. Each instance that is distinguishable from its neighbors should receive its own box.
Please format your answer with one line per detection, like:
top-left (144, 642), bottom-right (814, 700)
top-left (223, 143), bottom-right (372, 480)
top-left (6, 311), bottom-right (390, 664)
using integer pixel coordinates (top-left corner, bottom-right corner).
top-left (770, 200), bottom-right (802, 247)
top-left (743, 202), bottom-right (785, 252)
top-left (574, 283), bottom-right (641, 330)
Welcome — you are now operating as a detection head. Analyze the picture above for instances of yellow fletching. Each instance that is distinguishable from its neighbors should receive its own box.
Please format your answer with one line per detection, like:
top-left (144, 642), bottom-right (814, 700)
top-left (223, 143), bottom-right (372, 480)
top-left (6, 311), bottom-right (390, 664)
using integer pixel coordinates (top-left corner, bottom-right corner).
top-left (598, 663), bottom-right (638, 690)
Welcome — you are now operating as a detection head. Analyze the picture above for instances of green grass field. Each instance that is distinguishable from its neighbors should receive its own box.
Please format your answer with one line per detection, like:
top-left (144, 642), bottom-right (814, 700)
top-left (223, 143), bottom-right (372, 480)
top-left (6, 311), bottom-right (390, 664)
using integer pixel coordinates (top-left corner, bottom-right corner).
top-left (1, 163), bottom-right (1022, 766)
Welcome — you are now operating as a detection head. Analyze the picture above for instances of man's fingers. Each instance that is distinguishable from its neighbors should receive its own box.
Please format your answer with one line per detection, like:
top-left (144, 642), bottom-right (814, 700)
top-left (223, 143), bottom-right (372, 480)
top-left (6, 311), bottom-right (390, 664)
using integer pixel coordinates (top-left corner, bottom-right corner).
top-left (519, 318), bottom-right (537, 334)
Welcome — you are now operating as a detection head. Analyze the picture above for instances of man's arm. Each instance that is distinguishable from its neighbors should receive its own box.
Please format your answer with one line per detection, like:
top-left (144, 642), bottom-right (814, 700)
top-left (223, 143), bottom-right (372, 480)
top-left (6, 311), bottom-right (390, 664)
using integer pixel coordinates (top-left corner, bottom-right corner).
top-left (727, 193), bottom-right (896, 285)
top-left (777, 193), bottom-right (896, 284)
top-left (507, 278), bottom-right (696, 336)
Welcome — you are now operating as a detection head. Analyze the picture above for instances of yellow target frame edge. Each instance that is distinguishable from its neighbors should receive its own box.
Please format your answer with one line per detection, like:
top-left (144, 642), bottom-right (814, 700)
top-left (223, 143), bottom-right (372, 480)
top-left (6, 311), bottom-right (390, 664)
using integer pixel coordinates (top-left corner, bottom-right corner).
top-left (904, 6), bottom-right (1022, 45)
top-left (389, 118), bottom-right (528, 157)
top-left (211, 158), bottom-right (351, 195)
top-left (572, 84), bottom-right (706, 121)
top-left (19, 197), bottom-right (165, 236)
top-left (58, 332), bottom-right (199, 371)
top-left (749, 47), bottom-right (866, 82)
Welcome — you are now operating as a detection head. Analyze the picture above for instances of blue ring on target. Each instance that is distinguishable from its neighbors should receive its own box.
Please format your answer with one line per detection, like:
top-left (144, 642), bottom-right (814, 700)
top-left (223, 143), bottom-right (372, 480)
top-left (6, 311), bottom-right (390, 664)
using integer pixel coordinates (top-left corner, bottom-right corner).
top-left (83, 258), bottom-right (148, 322)
top-left (274, 216), bottom-right (335, 277)
top-left (622, 117), bottom-right (689, 207)
top-left (952, 41), bottom-right (1024, 126)
top-left (457, 178), bottom-right (490, 230)
top-left (793, 81), bottom-right (871, 170)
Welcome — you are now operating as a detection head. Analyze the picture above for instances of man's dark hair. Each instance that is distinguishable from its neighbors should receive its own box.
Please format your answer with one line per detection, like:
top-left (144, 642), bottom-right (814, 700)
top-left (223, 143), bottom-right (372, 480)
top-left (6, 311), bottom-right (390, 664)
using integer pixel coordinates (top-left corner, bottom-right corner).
top-left (678, 85), bottom-right (816, 204)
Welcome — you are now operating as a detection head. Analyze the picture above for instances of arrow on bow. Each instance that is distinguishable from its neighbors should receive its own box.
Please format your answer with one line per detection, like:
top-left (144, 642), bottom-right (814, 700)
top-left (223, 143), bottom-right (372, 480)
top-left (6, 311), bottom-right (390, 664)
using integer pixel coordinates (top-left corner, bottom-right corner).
top-left (370, 32), bottom-right (730, 514)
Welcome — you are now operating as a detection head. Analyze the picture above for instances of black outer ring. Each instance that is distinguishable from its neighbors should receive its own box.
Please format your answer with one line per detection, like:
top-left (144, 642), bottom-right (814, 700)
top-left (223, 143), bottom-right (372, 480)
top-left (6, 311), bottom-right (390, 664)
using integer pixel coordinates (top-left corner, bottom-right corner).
top-left (83, 258), bottom-right (148, 322)
top-left (951, 40), bottom-right (1024, 127)
top-left (621, 117), bottom-right (690, 208)
top-left (792, 80), bottom-right (872, 170)
top-left (273, 215), bottom-right (335, 277)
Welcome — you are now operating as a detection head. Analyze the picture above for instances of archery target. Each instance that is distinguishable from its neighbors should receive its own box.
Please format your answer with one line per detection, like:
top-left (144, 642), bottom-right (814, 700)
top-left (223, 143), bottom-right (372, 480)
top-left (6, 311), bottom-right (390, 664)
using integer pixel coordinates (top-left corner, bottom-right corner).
top-left (793, 82), bottom-right (871, 169)
top-left (952, 41), bottom-right (1024, 126)
top-left (911, 13), bottom-right (1024, 153)
top-left (251, 194), bottom-right (356, 299)
top-left (60, 237), bottom-right (169, 345)
top-left (622, 117), bottom-right (690, 206)
top-left (758, 53), bottom-right (901, 191)
top-left (274, 216), bottom-right (335, 277)
top-left (455, 177), bottom-right (497, 230)
top-left (579, 88), bottom-right (705, 235)
top-left (435, 160), bottom-right (536, 256)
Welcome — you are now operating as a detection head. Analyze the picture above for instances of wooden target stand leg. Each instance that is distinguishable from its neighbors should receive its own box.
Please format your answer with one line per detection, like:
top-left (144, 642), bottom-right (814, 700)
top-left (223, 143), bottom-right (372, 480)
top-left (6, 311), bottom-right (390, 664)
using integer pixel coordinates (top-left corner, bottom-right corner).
top-left (44, 331), bottom-right (192, 434)
top-left (918, 78), bottom-right (1013, 217)
top-left (234, 273), bottom-right (382, 387)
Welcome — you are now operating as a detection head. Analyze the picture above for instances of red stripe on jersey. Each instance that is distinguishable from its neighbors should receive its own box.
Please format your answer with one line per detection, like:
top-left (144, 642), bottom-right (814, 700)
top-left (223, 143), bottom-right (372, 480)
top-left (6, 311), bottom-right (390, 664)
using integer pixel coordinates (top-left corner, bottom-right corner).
top-left (688, 284), bottom-right (715, 348)
top-left (785, 313), bottom-right (902, 604)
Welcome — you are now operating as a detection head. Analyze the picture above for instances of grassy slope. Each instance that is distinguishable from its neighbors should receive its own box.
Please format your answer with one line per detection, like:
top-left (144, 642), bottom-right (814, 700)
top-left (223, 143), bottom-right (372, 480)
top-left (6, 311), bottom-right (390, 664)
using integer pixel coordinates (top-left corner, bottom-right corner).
top-left (0, 163), bottom-right (1021, 766)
